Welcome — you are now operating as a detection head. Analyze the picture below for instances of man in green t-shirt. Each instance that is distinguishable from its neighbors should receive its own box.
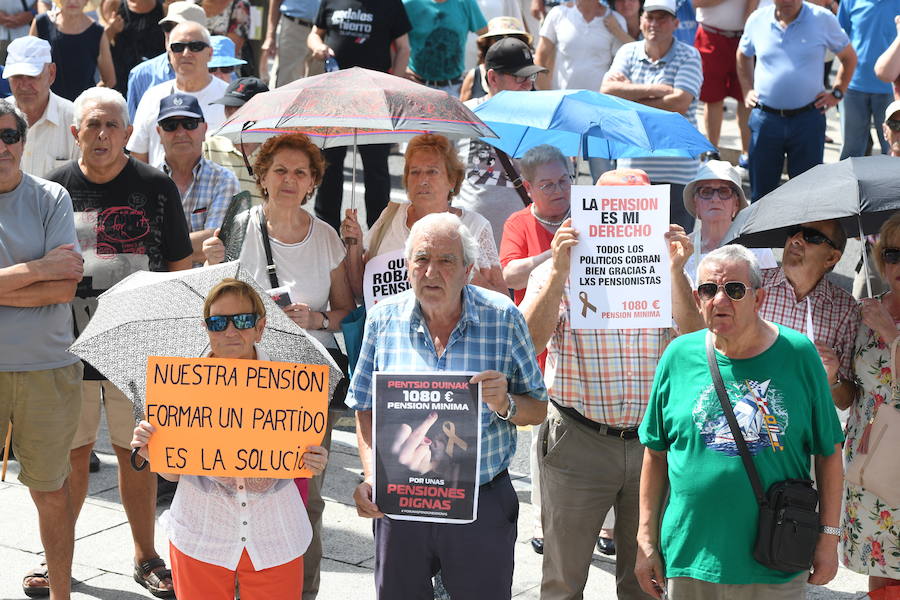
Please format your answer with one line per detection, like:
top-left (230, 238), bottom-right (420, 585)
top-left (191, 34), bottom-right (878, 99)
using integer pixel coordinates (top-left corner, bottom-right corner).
top-left (636, 244), bottom-right (845, 599)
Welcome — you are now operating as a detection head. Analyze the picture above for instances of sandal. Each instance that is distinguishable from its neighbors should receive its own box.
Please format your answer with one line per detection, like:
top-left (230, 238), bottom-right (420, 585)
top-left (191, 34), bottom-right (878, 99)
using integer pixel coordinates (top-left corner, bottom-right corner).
top-left (22, 561), bottom-right (50, 598)
top-left (133, 557), bottom-right (176, 599)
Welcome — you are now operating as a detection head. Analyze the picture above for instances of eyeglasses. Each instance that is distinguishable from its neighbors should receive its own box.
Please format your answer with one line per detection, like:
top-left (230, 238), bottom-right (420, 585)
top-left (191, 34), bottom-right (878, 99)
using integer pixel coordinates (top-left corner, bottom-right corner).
top-left (883, 247), bottom-right (900, 265)
top-left (786, 225), bottom-right (838, 250)
top-left (209, 66), bottom-right (236, 74)
top-left (886, 119), bottom-right (900, 132)
top-left (696, 281), bottom-right (751, 301)
top-left (537, 176), bottom-right (573, 194)
top-left (170, 41), bottom-right (210, 53)
top-left (696, 185), bottom-right (736, 200)
top-left (0, 128), bottom-right (22, 144)
top-left (504, 72), bottom-right (537, 84)
top-left (159, 117), bottom-right (203, 132)
top-left (204, 313), bottom-right (259, 332)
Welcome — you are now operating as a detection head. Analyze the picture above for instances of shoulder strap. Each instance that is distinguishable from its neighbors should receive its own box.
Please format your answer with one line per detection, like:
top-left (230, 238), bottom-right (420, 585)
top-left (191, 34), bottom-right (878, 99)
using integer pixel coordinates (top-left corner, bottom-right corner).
top-left (256, 206), bottom-right (279, 288)
top-left (366, 201), bottom-right (400, 258)
top-left (705, 332), bottom-right (768, 507)
top-left (494, 149), bottom-right (531, 207)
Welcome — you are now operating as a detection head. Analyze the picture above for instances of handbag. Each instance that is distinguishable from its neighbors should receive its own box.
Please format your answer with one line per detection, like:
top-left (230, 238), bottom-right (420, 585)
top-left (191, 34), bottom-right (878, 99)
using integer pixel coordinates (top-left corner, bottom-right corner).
top-left (845, 335), bottom-right (900, 507)
top-left (706, 333), bottom-right (820, 572)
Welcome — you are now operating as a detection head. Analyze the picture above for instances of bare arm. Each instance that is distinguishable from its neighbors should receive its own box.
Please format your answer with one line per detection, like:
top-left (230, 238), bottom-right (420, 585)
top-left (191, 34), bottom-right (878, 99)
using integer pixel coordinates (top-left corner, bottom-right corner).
top-left (390, 34), bottom-right (411, 78)
top-left (318, 262), bottom-right (355, 331)
top-left (261, 0), bottom-right (284, 58)
top-left (601, 76), bottom-right (673, 102)
top-left (665, 226), bottom-right (704, 334)
top-left (502, 249), bottom-right (551, 290)
top-left (0, 243), bottom-right (83, 298)
top-left (307, 26), bottom-right (331, 58)
top-left (808, 445), bottom-right (842, 585)
top-left (167, 256), bottom-right (193, 271)
top-left (692, 0), bottom-right (726, 7)
top-left (469, 370), bottom-right (547, 426)
top-left (189, 229), bottom-right (216, 264)
top-left (736, 50), bottom-right (757, 108)
top-left (639, 87), bottom-right (694, 114)
top-left (874, 18), bottom-right (900, 84)
top-left (635, 448), bottom-right (669, 599)
top-left (97, 32), bottom-right (116, 88)
top-left (459, 66), bottom-right (476, 102)
top-left (534, 36), bottom-right (556, 91)
top-left (0, 280), bottom-right (78, 307)
top-left (743, 0), bottom-right (759, 20)
top-left (351, 409), bottom-right (385, 518)
top-left (814, 43), bottom-right (857, 111)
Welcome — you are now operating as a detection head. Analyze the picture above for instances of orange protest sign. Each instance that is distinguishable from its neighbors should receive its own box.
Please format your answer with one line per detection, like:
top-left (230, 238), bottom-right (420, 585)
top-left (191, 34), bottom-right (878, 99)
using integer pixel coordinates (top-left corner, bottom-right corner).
top-left (145, 356), bottom-right (329, 478)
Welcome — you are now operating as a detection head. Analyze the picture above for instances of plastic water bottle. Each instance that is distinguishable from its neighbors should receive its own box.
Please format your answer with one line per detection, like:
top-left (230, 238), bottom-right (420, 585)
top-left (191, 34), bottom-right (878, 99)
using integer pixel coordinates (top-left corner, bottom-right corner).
top-left (325, 57), bottom-right (339, 72)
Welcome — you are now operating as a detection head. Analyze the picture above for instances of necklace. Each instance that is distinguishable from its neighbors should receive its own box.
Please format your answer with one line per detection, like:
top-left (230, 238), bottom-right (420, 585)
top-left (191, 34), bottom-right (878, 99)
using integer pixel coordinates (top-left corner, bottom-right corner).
top-left (531, 204), bottom-right (569, 227)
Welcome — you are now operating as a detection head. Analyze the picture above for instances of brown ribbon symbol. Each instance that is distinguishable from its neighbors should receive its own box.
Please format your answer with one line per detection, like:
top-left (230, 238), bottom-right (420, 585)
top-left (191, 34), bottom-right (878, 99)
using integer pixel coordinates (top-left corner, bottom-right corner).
top-left (442, 421), bottom-right (468, 457)
top-left (579, 291), bottom-right (597, 318)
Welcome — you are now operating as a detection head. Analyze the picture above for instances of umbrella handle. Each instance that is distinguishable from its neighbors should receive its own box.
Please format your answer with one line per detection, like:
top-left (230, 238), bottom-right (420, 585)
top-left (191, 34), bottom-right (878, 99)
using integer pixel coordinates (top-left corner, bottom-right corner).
top-left (130, 448), bottom-right (149, 471)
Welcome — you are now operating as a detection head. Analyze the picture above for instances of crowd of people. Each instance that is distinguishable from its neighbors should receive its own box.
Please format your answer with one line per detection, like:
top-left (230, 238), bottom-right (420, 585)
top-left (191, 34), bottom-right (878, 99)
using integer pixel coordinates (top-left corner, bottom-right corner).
top-left (0, 0), bottom-right (898, 598)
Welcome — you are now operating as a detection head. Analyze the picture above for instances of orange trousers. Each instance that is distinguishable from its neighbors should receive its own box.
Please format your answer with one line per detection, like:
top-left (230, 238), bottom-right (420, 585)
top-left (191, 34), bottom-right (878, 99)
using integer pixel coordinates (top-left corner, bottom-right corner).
top-left (169, 543), bottom-right (303, 600)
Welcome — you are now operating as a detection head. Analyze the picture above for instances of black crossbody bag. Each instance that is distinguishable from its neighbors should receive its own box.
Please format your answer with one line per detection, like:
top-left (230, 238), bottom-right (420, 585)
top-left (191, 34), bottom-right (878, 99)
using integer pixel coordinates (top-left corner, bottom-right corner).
top-left (705, 333), bottom-right (820, 572)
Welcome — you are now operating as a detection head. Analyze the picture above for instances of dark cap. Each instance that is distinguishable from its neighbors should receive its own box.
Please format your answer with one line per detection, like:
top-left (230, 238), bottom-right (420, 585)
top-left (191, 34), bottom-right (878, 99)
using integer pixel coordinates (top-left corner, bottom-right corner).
top-left (484, 38), bottom-right (546, 78)
top-left (157, 93), bottom-right (204, 122)
top-left (211, 77), bottom-right (269, 107)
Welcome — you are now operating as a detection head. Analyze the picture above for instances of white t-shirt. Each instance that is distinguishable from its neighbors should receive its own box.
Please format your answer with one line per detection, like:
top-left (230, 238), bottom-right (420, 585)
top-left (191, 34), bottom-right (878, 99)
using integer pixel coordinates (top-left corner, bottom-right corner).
top-left (696, 0), bottom-right (747, 31)
top-left (365, 202), bottom-right (500, 269)
top-left (128, 76), bottom-right (228, 167)
top-left (539, 4), bottom-right (627, 91)
top-left (239, 210), bottom-right (346, 347)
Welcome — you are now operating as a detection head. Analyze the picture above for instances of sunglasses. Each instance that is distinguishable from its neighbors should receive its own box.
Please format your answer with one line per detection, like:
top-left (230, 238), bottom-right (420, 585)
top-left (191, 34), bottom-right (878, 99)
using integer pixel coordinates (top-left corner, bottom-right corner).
top-left (204, 313), bottom-right (259, 332)
top-left (883, 247), bottom-right (900, 265)
top-left (0, 128), bottom-right (22, 144)
top-left (696, 185), bottom-right (735, 200)
top-left (697, 281), bottom-right (751, 301)
top-left (786, 225), bottom-right (838, 250)
top-left (538, 175), bottom-right (573, 194)
top-left (886, 119), bottom-right (900, 132)
top-left (170, 41), bottom-right (209, 53)
top-left (209, 66), bottom-right (236, 74)
top-left (159, 117), bottom-right (203, 132)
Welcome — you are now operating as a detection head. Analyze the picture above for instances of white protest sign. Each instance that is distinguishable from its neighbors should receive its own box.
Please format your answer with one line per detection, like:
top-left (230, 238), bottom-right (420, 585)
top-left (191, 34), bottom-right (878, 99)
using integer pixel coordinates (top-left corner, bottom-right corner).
top-left (568, 184), bottom-right (672, 329)
top-left (363, 249), bottom-right (410, 310)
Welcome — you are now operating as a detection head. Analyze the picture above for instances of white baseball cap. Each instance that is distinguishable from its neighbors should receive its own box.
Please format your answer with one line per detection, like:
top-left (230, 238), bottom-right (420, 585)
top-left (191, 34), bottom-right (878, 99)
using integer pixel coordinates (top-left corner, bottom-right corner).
top-left (885, 100), bottom-right (900, 122)
top-left (643, 0), bottom-right (677, 16)
top-left (2, 36), bottom-right (52, 79)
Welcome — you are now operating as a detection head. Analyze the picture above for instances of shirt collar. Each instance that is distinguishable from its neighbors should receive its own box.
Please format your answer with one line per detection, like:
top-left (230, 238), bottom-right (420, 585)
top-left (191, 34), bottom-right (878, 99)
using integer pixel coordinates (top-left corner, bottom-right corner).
top-left (770, 266), bottom-right (832, 304)
top-left (163, 155), bottom-right (205, 179)
top-left (638, 39), bottom-right (678, 65)
top-left (408, 285), bottom-right (481, 334)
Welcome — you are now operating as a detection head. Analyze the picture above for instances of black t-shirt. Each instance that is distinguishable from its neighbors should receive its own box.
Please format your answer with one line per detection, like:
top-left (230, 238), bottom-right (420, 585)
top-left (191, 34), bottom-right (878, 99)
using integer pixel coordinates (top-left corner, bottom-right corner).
top-left (315, 0), bottom-right (412, 72)
top-left (47, 157), bottom-right (192, 379)
top-left (110, 0), bottom-right (166, 95)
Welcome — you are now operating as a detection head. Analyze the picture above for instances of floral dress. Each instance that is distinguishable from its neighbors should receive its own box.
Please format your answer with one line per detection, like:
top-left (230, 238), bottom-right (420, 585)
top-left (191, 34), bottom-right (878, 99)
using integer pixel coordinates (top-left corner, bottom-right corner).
top-left (840, 305), bottom-right (900, 578)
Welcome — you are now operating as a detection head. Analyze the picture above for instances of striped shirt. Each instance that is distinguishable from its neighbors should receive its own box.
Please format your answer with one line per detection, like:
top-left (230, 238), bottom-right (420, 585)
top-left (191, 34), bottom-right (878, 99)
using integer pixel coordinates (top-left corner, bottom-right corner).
top-left (347, 286), bottom-right (548, 485)
top-left (759, 267), bottom-right (860, 380)
top-left (202, 136), bottom-right (263, 206)
top-left (162, 157), bottom-right (240, 233)
top-left (524, 261), bottom-right (675, 428)
top-left (607, 39), bottom-right (703, 184)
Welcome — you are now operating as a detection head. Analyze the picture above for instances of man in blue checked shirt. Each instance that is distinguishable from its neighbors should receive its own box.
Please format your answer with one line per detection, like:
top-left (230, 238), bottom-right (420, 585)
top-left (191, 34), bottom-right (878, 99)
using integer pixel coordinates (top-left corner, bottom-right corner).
top-left (156, 93), bottom-right (239, 264)
top-left (347, 212), bottom-right (548, 600)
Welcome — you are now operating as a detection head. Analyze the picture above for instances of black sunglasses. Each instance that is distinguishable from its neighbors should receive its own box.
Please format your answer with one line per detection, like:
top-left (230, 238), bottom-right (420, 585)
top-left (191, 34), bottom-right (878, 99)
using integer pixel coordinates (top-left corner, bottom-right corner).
top-left (209, 66), bottom-right (236, 74)
top-left (886, 119), bottom-right (900, 132)
top-left (170, 41), bottom-right (210, 53)
top-left (883, 247), bottom-right (900, 265)
top-left (0, 128), bottom-right (22, 144)
top-left (204, 313), bottom-right (259, 332)
top-left (159, 117), bottom-right (203, 132)
top-left (786, 225), bottom-right (838, 250)
top-left (697, 281), bottom-right (751, 301)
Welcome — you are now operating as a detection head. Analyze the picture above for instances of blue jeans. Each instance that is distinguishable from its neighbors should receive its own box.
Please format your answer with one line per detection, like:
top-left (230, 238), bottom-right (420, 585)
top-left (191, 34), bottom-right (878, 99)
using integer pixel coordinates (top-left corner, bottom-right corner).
top-left (839, 88), bottom-right (892, 159)
top-left (748, 107), bottom-right (825, 201)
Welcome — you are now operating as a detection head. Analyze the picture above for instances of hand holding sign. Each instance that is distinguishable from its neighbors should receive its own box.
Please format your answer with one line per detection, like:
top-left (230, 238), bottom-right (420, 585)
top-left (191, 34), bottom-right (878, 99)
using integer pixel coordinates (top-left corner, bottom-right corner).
top-left (470, 370), bottom-right (509, 415)
top-left (665, 224), bottom-right (693, 272)
top-left (550, 219), bottom-right (579, 278)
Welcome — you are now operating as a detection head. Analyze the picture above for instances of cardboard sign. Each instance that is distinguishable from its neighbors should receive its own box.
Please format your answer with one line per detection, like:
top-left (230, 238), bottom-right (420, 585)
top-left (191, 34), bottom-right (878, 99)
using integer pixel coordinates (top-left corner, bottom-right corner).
top-left (373, 372), bottom-right (482, 523)
top-left (363, 249), bottom-right (410, 309)
top-left (569, 184), bottom-right (672, 329)
top-left (145, 356), bottom-right (329, 478)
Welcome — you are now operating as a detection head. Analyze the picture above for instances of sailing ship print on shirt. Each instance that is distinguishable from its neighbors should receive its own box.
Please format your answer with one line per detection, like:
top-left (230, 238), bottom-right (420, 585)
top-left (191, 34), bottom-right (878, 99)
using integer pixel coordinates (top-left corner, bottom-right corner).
top-left (694, 379), bottom-right (788, 456)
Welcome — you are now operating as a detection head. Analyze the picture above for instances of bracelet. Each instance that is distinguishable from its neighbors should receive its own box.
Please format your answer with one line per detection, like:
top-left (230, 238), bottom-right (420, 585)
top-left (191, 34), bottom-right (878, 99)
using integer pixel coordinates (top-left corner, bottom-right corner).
top-left (819, 525), bottom-right (842, 537)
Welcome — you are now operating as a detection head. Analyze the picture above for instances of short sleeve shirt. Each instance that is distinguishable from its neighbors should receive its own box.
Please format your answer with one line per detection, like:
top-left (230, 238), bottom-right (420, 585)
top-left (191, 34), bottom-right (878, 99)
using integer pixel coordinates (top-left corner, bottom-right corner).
top-left (315, 0), bottom-right (412, 72)
top-left (639, 325), bottom-right (844, 584)
top-left (402, 0), bottom-right (487, 81)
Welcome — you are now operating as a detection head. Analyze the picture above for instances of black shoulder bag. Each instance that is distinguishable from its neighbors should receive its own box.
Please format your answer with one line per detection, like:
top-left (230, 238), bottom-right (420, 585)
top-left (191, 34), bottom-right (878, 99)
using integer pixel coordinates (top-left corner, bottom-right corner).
top-left (494, 149), bottom-right (532, 207)
top-left (705, 333), bottom-right (820, 573)
top-left (258, 209), bottom-right (350, 408)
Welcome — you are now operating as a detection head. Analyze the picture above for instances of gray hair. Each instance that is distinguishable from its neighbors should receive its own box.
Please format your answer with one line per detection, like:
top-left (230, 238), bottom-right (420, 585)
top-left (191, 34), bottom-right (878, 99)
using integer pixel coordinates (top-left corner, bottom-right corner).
top-left (405, 212), bottom-right (479, 281)
top-left (0, 99), bottom-right (28, 145)
top-left (169, 21), bottom-right (212, 46)
top-left (73, 87), bottom-right (130, 128)
top-left (519, 144), bottom-right (568, 182)
top-left (698, 244), bottom-right (763, 289)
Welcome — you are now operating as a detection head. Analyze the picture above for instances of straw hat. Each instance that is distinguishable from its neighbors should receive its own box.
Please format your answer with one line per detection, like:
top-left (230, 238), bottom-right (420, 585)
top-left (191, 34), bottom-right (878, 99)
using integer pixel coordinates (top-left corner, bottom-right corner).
top-left (478, 16), bottom-right (532, 44)
top-left (682, 160), bottom-right (748, 218)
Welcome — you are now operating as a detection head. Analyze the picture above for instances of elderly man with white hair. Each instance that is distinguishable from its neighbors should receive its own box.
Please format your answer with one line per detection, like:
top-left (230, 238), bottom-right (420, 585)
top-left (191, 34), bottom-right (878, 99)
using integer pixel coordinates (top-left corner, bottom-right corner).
top-left (347, 212), bottom-right (548, 599)
top-left (128, 21), bottom-right (227, 167)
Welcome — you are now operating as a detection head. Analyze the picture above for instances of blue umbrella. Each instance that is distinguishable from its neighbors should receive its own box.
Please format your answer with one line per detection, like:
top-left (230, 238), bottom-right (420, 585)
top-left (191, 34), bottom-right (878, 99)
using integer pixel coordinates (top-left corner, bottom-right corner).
top-left (472, 89), bottom-right (714, 159)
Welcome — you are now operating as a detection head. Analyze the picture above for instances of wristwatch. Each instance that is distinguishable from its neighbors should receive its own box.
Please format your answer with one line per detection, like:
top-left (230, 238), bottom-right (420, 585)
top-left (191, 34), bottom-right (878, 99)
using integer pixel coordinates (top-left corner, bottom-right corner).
top-left (830, 88), bottom-right (844, 100)
top-left (319, 312), bottom-right (330, 330)
top-left (496, 393), bottom-right (517, 421)
top-left (820, 525), bottom-right (843, 536)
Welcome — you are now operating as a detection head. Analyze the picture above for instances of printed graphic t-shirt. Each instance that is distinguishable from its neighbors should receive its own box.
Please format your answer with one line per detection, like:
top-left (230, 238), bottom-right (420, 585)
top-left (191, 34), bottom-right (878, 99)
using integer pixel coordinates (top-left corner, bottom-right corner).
top-left (639, 325), bottom-right (844, 584)
top-left (402, 0), bottom-right (486, 81)
top-left (316, 0), bottom-right (412, 72)
top-left (47, 158), bottom-right (192, 379)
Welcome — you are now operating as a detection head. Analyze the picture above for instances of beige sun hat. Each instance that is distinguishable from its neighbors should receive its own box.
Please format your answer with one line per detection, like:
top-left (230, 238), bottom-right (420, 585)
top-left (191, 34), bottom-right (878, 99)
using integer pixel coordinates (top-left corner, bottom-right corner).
top-left (478, 16), bottom-right (532, 44)
top-left (683, 160), bottom-right (748, 219)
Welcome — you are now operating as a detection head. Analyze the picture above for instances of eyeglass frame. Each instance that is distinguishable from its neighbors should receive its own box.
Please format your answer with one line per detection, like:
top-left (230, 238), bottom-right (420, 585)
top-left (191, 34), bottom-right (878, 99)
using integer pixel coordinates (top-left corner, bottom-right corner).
top-left (696, 281), bottom-right (753, 302)
top-left (785, 225), bottom-right (839, 250)
top-left (695, 185), bottom-right (737, 200)
top-left (169, 41), bottom-right (210, 53)
top-left (204, 312), bottom-right (260, 332)
top-left (158, 117), bottom-right (204, 132)
top-left (536, 175), bottom-right (574, 194)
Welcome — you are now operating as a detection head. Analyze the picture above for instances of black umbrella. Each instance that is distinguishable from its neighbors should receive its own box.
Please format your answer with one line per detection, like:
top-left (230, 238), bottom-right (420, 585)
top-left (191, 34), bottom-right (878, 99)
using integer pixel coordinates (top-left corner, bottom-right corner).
top-left (722, 156), bottom-right (900, 295)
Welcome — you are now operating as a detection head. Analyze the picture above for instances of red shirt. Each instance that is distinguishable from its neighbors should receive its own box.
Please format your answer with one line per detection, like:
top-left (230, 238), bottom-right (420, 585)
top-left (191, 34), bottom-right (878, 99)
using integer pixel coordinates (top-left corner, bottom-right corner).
top-left (499, 206), bottom-right (555, 305)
